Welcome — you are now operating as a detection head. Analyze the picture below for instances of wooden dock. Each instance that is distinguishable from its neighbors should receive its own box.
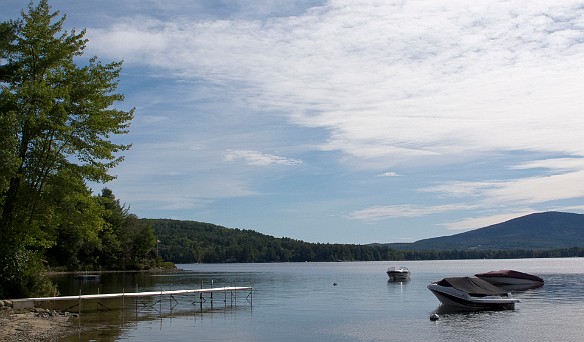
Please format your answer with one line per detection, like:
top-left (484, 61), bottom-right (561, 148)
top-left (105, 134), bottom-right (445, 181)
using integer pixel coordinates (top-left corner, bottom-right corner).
top-left (11, 286), bottom-right (253, 311)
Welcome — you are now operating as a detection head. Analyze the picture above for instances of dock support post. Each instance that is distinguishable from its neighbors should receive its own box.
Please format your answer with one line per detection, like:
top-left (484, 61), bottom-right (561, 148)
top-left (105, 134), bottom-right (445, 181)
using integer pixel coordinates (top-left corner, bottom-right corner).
top-left (78, 289), bottom-right (81, 318)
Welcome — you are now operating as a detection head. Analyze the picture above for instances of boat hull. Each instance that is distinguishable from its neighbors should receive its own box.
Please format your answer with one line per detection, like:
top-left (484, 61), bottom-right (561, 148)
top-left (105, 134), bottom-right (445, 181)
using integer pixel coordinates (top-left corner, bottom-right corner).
top-left (428, 287), bottom-right (517, 310)
top-left (427, 277), bottom-right (520, 311)
top-left (386, 267), bottom-right (410, 281)
top-left (387, 272), bottom-right (410, 281)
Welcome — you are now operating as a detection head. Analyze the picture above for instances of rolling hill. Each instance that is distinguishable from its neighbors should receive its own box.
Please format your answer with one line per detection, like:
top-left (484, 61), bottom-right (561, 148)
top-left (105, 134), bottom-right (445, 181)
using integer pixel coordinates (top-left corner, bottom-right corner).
top-left (388, 211), bottom-right (584, 251)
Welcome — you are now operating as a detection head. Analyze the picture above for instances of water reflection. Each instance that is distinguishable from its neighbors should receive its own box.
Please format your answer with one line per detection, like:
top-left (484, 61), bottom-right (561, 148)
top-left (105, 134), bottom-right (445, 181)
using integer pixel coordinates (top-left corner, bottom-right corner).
top-left (53, 259), bottom-right (584, 342)
top-left (51, 271), bottom-right (173, 297)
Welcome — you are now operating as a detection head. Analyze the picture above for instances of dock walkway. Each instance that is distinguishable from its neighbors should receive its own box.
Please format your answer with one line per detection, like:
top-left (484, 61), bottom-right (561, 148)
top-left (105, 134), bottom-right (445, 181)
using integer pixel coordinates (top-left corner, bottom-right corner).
top-left (11, 286), bottom-right (253, 311)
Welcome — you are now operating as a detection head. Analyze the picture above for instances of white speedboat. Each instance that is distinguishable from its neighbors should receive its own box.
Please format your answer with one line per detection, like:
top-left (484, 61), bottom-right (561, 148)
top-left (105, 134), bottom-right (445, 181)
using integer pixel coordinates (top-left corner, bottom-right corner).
top-left (427, 277), bottom-right (520, 310)
top-left (475, 270), bottom-right (544, 290)
top-left (386, 266), bottom-right (410, 281)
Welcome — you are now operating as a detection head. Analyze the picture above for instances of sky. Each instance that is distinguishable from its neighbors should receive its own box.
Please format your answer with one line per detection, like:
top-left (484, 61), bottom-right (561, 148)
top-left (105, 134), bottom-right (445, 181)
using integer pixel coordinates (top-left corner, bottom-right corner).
top-left (2, 0), bottom-right (584, 244)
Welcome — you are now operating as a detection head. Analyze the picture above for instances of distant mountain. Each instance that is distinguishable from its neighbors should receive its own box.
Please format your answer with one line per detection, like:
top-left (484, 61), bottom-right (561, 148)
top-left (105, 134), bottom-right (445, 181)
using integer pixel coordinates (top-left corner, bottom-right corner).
top-left (388, 212), bottom-right (584, 251)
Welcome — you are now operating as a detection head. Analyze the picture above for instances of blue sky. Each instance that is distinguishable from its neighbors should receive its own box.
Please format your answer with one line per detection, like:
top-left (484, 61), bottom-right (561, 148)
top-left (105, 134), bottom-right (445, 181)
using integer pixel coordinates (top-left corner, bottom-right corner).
top-left (2, 0), bottom-right (584, 244)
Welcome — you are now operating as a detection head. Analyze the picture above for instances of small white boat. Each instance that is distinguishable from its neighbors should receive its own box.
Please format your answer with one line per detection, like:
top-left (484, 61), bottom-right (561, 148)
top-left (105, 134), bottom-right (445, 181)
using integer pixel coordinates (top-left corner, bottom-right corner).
top-left (475, 270), bottom-right (544, 290)
top-left (427, 277), bottom-right (519, 310)
top-left (386, 266), bottom-right (410, 281)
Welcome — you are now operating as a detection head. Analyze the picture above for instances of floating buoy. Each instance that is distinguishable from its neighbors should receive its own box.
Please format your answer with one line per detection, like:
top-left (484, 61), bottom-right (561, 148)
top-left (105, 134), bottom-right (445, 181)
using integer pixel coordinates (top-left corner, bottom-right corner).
top-left (333, 282), bottom-right (337, 286)
top-left (430, 313), bottom-right (439, 321)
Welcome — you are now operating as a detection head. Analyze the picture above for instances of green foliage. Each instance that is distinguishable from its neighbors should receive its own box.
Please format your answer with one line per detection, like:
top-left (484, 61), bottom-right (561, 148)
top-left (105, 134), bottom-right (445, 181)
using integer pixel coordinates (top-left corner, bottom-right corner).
top-left (0, 0), bottom-right (133, 297)
top-left (0, 0), bottom-right (133, 233)
top-left (158, 261), bottom-right (178, 269)
top-left (119, 214), bottom-right (157, 270)
top-left (45, 188), bottom-right (159, 271)
top-left (398, 247), bottom-right (584, 260)
top-left (145, 218), bottom-right (584, 264)
top-left (145, 219), bottom-right (402, 263)
top-left (0, 245), bottom-right (56, 298)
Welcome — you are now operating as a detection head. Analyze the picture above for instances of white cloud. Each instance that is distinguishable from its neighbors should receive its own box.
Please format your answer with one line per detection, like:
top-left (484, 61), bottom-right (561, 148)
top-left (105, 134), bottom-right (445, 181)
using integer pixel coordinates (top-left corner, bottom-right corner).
top-left (555, 205), bottom-right (584, 212)
top-left (439, 210), bottom-right (538, 231)
top-left (422, 168), bottom-right (584, 206)
top-left (347, 203), bottom-right (476, 222)
top-left (88, 1), bottom-right (584, 165)
top-left (511, 158), bottom-right (584, 172)
top-left (351, 158), bottom-right (584, 224)
top-left (480, 171), bottom-right (584, 205)
top-left (379, 171), bottom-right (400, 177)
top-left (223, 149), bottom-right (303, 166)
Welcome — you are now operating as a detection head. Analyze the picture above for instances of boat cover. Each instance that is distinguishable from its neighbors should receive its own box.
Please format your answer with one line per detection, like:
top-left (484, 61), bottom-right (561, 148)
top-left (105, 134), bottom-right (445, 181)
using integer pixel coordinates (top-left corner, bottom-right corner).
top-left (436, 277), bottom-right (509, 296)
top-left (475, 270), bottom-right (544, 282)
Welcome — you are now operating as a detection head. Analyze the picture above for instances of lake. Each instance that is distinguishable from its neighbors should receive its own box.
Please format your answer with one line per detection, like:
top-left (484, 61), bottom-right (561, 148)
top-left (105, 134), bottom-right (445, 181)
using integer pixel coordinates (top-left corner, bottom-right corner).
top-left (56, 258), bottom-right (584, 341)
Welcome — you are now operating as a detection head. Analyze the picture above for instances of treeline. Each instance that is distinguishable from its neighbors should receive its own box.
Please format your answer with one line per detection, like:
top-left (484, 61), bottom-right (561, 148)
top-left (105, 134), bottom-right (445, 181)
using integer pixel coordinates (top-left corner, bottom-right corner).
top-left (45, 189), bottom-right (159, 272)
top-left (399, 247), bottom-right (584, 260)
top-left (147, 219), bottom-right (584, 264)
top-left (146, 219), bottom-right (402, 263)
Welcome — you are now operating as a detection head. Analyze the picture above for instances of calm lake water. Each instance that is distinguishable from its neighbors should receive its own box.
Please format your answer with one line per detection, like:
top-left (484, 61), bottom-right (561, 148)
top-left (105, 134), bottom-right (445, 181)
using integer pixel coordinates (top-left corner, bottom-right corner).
top-left (54, 258), bottom-right (584, 341)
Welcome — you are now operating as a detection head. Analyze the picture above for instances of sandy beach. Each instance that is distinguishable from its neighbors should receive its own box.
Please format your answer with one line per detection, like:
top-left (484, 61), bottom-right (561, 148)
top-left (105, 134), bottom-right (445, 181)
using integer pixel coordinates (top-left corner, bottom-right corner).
top-left (0, 308), bottom-right (75, 342)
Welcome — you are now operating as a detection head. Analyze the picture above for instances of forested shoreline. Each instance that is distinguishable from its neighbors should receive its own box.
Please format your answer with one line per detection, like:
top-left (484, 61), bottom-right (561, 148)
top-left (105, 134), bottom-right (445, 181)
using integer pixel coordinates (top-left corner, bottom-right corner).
top-left (147, 219), bottom-right (402, 263)
top-left (148, 218), bottom-right (584, 264)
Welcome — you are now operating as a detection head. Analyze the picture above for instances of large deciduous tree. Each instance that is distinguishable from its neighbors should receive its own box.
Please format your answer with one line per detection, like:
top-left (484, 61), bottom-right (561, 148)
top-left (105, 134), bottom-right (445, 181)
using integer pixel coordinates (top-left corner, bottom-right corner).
top-left (0, 0), bottom-right (133, 298)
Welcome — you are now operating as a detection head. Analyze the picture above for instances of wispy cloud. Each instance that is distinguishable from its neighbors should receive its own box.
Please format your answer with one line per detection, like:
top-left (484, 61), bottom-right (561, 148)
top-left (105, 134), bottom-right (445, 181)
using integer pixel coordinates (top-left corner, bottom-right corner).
top-left (89, 1), bottom-right (584, 164)
top-left (379, 171), bottom-right (400, 177)
top-left (439, 210), bottom-right (538, 231)
top-left (350, 157), bottom-right (584, 227)
top-left (223, 149), bottom-right (303, 166)
top-left (511, 158), bottom-right (584, 172)
top-left (422, 169), bottom-right (584, 206)
top-left (347, 203), bottom-right (476, 222)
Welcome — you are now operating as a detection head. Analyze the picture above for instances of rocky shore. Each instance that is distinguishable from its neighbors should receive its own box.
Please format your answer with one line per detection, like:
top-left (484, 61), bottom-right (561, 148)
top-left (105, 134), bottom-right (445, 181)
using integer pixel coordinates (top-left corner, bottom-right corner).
top-left (0, 300), bottom-right (77, 341)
